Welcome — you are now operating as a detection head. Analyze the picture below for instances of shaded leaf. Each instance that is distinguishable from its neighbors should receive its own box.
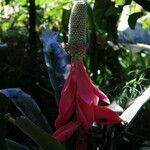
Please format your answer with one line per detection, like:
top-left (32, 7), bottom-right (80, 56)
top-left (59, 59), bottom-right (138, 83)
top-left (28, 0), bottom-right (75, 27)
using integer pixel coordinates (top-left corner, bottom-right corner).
top-left (6, 115), bottom-right (65, 150)
top-left (5, 139), bottom-right (30, 150)
top-left (120, 87), bottom-right (150, 123)
top-left (128, 12), bottom-right (143, 29)
top-left (0, 93), bottom-right (10, 150)
top-left (0, 88), bottom-right (52, 133)
top-left (105, 6), bottom-right (122, 16)
top-left (5, 0), bottom-right (10, 5)
top-left (139, 147), bottom-right (150, 150)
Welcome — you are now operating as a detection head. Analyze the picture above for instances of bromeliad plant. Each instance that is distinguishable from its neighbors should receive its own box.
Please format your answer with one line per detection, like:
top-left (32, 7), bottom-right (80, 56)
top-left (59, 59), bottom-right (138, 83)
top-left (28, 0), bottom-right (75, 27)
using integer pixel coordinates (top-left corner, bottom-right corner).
top-left (53, 1), bottom-right (123, 149)
top-left (0, 1), bottom-right (150, 150)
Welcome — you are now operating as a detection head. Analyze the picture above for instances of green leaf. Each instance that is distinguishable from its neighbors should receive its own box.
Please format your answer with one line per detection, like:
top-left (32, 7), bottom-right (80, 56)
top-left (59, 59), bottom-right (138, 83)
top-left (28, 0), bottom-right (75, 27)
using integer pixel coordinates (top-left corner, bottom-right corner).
top-left (115, 0), bottom-right (126, 6)
top-left (16, 0), bottom-right (27, 5)
top-left (120, 87), bottom-right (150, 123)
top-left (5, 0), bottom-right (10, 5)
top-left (128, 12), bottom-right (143, 29)
top-left (142, 18), bottom-right (150, 29)
top-left (5, 139), bottom-right (30, 150)
top-left (0, 93), bottom-right (10, 150)
top-left (6, 115), bottom-right (65, 150)
top-left (1, 22), bottom-right (10, 31)
top-left (105, 6), bottom-right (122, 16)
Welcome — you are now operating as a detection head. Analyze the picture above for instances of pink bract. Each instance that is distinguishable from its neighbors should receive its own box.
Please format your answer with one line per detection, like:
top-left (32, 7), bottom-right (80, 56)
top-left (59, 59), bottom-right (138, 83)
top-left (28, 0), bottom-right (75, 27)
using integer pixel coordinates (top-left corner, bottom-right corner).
top-left (53, 60), bottom-right (123, 148)
top-left (55, 60), bottom-right (110, 129)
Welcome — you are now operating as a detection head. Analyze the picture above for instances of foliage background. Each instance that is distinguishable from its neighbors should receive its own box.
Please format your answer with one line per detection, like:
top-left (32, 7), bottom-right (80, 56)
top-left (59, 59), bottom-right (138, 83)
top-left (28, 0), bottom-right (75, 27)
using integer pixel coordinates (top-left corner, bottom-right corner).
top-left (0, 0), bottom-right (150, 149)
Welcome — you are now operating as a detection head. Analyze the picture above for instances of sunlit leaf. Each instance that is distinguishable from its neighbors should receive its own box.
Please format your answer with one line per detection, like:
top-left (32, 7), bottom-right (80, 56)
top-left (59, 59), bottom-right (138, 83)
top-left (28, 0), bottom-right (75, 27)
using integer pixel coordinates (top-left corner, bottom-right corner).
top-left (18, 14), bottom-right (27, 22)
top-left (107, 101), bottom-right (124, 114)
top-left (1, 22), bottom-right (10, 31)
top-left (115, 0), bottom-right (126, 6)
top-left (120, 87), bottom-right (150, 123)
top-left (16, 0), bottom-right (27, 5)
top-left (142, 18), bottom-right (150, 29)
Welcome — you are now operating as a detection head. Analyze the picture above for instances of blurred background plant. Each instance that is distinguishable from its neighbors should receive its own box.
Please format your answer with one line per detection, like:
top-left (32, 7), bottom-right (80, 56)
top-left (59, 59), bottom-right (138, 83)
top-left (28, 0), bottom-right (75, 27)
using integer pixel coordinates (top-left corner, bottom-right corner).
top-left (0, 0), bottom-right (150, 149)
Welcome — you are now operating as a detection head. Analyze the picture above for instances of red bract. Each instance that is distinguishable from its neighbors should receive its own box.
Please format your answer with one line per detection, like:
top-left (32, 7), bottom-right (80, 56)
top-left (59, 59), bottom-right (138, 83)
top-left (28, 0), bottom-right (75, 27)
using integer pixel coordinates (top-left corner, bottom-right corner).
top-left (53, 60), bottom-right (123, 147)
top-left (76, 61), bottom-right (110, 105)
top-left (76, 98), bottom-right (94, 132)
top-left (76, 98), bottom-right (123, 132)
top-left (53, 121), bottom-right (80, 143)
top-left (94, 105), bottom-right (123, 125)
top-left (55, 67), bottom-right (76, 129)
top-left (55, 60), bottom-right (110, 129)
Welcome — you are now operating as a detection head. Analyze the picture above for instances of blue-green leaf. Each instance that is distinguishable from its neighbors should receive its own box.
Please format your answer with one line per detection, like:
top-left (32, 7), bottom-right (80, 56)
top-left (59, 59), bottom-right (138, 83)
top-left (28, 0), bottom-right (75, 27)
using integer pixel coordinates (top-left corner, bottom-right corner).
top-left (40, 30), bottom-right (70, 103)
top-left (0, 88), bottom-right (52, 133)
top-left (5, 139), bottom-right (30, 150)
